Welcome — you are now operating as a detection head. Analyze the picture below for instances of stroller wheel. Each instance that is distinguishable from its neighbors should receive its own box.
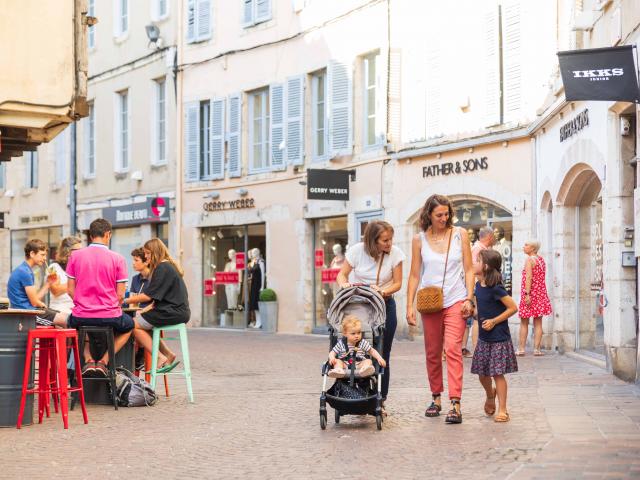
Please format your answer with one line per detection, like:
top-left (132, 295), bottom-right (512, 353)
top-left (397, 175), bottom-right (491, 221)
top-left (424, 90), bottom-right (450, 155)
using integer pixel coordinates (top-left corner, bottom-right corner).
top-left (320, 411), bottom-right (327, 430)
top-left (376, 414), bottom-right (383, 430)
top-left (335, 410), bottom-right (340, 424)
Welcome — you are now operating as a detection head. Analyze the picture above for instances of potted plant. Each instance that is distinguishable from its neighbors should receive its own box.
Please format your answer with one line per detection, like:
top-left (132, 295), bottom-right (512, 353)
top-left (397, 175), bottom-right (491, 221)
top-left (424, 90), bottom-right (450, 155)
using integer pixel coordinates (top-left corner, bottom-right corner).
top-left (258, 288), bottom-right (278, 332)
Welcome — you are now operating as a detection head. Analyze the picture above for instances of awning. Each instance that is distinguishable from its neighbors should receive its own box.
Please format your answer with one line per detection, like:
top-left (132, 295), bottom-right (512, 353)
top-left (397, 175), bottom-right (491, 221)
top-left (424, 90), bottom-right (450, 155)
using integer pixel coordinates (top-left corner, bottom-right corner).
top-left (557, 45), bottom-right (640, 103)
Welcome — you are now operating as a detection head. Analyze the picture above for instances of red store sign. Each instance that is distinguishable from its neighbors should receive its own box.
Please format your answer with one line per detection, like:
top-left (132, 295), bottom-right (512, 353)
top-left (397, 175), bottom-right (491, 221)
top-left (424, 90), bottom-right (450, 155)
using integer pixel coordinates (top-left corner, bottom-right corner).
top-left (315, 249), bottom-right (324, 268)
top-left (321, 268), bottom-right (340, 284)
top-left (235, 252), bottom-right (246, 270)
top-left (204, 278), bottom-right (215, 296)
top-left (215, 271), bottom-right (240, 284)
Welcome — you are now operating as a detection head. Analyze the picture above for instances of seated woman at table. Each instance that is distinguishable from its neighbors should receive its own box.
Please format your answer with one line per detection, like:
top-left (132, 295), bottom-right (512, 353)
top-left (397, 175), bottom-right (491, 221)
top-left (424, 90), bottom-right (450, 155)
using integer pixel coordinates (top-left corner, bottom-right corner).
top-left (124, 238), bottom-right (190, 373)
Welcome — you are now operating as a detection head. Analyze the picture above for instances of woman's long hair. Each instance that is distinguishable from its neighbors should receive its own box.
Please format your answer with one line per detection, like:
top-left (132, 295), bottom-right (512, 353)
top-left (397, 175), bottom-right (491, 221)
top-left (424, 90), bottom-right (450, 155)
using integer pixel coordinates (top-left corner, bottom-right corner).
top-left (144, 238), bottom-right (184, 277)
top-left (479, 249), bottom-right (503, 287)
top-left (363, 220), bottom-right (394, 259)
top-left (419, 194), bottom-right (454, 231)
top-left (56, 236), bottom-right (82, 269)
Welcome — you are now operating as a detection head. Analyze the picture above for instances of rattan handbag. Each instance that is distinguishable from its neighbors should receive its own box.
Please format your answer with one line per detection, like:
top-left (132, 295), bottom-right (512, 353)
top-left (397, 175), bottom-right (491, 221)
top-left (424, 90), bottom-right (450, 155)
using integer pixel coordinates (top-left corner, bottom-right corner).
top-left (416, 228), bottom-right (453, 314)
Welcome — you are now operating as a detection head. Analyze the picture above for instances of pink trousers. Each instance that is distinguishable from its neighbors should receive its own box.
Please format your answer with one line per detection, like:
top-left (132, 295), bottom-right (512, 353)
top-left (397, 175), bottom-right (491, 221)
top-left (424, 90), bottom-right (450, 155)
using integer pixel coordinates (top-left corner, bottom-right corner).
top-left (421, 301), bottom-right (466, 399)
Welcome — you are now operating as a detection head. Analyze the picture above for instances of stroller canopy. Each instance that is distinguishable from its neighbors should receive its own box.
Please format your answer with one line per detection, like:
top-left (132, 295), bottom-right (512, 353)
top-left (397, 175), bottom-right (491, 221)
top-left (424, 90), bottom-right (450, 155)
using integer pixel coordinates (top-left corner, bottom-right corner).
top-left (327, 285), bottom-right (386, 334)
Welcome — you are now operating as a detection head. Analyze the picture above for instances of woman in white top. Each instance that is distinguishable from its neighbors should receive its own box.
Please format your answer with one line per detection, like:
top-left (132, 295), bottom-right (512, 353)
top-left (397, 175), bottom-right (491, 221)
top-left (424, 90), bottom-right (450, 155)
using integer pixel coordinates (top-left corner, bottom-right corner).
top-left (406, 194), bottom-right (475, 424)
top-left (49, 236), bottom-right (83, 314)
top-left (336, 220), bottom-right (405, 413)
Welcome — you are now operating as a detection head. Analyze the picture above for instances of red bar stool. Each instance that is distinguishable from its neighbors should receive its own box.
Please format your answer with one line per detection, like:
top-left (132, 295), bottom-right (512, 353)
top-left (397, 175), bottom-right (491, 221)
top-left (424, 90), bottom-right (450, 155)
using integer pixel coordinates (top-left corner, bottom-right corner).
top-left (36, 326), bottom-right (59, 418)
top-left (17, 328), bottom-right (88, 429)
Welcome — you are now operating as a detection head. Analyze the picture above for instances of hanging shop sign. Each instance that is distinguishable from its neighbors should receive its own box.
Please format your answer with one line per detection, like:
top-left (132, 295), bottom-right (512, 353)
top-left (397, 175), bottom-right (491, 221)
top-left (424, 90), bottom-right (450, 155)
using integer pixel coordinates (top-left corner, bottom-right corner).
top-left (103, 197), bottom-right (170, 227)
top-left (307, 169), bottom-right (351, 201)
top-left (423, 157), bottom-right (488, 178)
top-left (203, 198), bottom-right (255, 212)
top-left (321, 268), bottom-right (340, 283)
top-left (215, 271), bottom-right (240, 284)
top-left (19, 213), bottom-right (50, 226)
top-left (558, 46), bottom-right (640, 103)
top-left (560, 109), bottom-right (589, 142)
top-left (315, 249), bottom-right (325, 268)
top-left (235, 252), bottom-right (246, 270)
top-left (204, 278), bottom-right (215, 296)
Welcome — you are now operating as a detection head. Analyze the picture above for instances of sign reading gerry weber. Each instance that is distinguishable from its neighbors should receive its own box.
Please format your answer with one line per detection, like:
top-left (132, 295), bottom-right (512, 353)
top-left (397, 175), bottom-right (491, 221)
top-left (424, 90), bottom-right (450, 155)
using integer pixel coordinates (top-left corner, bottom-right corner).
top-left (423, 157), bottom-right (488, 178)
top-left (103, 197), bottom-right (170, 227)
top-left (558, 46), bottom-right (640, 103)
top-left (307, 169), bottom-right (350, 201)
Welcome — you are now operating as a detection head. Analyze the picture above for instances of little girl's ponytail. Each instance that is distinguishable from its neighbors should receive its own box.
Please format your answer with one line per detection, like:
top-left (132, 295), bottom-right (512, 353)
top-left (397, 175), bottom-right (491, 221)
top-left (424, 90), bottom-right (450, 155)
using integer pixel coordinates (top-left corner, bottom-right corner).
top-left (479, 249), bottom-right (503, 287)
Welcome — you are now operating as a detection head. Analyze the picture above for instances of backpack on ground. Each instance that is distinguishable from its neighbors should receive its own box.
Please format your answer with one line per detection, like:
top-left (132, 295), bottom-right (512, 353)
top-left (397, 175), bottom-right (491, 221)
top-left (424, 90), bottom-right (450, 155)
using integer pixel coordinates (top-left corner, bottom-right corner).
top-left (115, 367), bottom-right (158, 407)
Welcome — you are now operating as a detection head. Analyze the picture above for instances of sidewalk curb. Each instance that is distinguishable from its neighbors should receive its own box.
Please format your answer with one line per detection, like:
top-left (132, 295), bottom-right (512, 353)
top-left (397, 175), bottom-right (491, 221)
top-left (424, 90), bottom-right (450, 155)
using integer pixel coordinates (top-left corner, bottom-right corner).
top-left (564, 350), bottom-right (607, 370)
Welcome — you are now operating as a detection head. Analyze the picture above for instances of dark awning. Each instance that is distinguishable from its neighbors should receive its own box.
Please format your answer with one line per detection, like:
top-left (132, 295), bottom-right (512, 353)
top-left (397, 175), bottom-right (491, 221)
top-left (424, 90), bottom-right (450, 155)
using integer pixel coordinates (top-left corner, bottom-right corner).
top-left (557, 45), bottom-right (640, 103)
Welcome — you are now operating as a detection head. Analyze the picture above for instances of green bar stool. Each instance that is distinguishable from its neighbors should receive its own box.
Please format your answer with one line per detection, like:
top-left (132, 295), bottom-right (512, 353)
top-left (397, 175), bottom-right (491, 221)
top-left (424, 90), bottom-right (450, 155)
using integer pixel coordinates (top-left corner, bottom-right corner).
top-left (150, 323), bottom-right (193, 403)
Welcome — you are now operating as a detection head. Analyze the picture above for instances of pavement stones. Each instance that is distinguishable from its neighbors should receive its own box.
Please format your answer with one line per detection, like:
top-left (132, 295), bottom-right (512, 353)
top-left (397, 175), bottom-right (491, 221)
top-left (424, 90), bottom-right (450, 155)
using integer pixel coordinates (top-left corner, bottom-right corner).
top-left (1, 330), bottom-right (639, 479)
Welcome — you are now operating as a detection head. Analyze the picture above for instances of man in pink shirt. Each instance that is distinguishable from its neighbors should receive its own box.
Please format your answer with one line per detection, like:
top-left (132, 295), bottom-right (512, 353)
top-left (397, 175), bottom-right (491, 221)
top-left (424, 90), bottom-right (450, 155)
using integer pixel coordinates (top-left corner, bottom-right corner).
top-left (66, 218), bottom-right (134, 376)
top-left (463, 226), bottom-right (496, 357)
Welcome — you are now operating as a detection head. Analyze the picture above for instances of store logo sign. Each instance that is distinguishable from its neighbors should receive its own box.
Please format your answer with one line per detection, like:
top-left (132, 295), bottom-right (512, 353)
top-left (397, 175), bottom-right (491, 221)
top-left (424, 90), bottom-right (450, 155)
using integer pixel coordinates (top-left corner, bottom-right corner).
top-left (423, 157), bottom-right (488, 178)
top-left (307, 169), bottom-right (351, 201)
top-left (103, 197), bottom-right (170, 227)
top-left (560, 109), bottom-right (589, 142)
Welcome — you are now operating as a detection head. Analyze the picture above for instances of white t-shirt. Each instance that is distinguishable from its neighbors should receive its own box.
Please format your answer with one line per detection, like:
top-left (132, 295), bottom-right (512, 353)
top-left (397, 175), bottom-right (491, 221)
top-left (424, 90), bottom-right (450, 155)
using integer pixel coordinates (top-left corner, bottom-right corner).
top-left (48, 262), bottom-right (74, 313)
top-left (345, 243), bottom-right (406, 290)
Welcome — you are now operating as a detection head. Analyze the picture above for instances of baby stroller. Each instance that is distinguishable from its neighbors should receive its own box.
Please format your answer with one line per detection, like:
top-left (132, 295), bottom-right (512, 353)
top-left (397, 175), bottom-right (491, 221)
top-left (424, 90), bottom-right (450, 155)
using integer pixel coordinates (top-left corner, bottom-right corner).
top-left (320, 285), bottom-right (386, 430)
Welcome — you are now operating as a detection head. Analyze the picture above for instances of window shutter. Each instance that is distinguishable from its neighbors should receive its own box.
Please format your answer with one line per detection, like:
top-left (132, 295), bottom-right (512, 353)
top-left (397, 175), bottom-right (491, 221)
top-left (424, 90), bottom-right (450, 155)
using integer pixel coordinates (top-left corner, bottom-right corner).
top-left (210, 98), bottom-right (225, 180)
top-left (243, 0), bottom-right (253, 26)
top-left (83, 114), bottom-right (91, 178)
top-left (256, 0), bottom-right (271, 22)
top-left (375, 51), bottom-right (387, 145)
top-left (227, 94), bottom-right (242, 177)
top-left (113, 0), bottom-right (121, 37)
top-left (485, 6), bottom-right (501, 126)
top-left (186, 0), bottom-right (196, 43)
top-left (184, 102), bottom-right (200, 182)
top-left (328, 59), bottom-right (352, 157)
top-left (269, 84), bottom-right (285, 171)
top-left (502, 1), bottom-right (521, 124)
top-left (286, 75), bottom-right (304, 165)
top-left (197, 0), bottom-right (211, 41)
top-left (425, 44), bottom-right (442, 138)
top-left (54, 130), bottom-right (68, 185)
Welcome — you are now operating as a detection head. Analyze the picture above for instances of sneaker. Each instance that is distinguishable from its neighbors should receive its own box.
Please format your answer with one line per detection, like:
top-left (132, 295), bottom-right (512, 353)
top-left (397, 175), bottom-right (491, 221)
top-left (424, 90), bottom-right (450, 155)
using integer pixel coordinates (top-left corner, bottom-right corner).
top-left (94, 362), bottom-right (109, 377)
top-left (81, 361), bottom-right (96, 377)
top-left (134, 349), bottom-right (145, 372)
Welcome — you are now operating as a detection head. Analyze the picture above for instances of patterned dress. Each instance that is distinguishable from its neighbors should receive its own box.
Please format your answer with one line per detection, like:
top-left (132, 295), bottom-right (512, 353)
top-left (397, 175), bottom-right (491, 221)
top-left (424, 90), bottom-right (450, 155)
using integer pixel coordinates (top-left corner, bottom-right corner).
top-left (519, 255), bottom-right (552, 319)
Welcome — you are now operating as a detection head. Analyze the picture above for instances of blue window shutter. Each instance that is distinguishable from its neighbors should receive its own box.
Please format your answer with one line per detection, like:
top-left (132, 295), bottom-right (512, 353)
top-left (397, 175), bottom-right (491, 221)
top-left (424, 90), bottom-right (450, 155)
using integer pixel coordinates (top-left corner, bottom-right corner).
top-left (269, 84), bottom-right (285, 171)
top-left (186, 0), bottom-right (196, 43)
top-left (210, 98), bottom-right (225, 180)
top-left (485, 6), bottom-right (501, 126)
top-left (227, 94), bottom-right (242, 177)
top-left (243, 0), bottom-right (253, 26)
top-left (197, 0), bottom-right (211, 41)
top-left (286, 75), bottom-right (304, 165)
top-left (255, 0), bottom-right (271, 23)
top-left (328, 59), bottom-right (352, 157)
top-left (184, 102), bottom-right (200, 182)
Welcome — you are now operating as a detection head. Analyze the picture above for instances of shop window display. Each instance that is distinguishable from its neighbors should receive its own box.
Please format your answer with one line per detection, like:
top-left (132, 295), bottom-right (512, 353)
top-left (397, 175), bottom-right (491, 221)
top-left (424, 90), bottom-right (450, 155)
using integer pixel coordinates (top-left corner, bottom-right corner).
top-left (313, 216), bottom-right (348, 329)
top-left (10, 227), bottom-right (63, 289)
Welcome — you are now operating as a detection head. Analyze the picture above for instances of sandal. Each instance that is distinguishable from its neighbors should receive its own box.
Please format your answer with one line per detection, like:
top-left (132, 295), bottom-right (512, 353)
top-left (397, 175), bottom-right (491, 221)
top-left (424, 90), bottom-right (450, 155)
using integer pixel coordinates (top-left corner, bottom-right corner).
top-left (462, 348), bottom-right (472, 358)
top-left (533, 349), bottom-right (544, 356)
top-left (445, 399), bottom-right (462, 424)
top-left (424, 394), bottom-right (442, 417)
top-left (494, 412), bottom-right (510, 423)
top-left (484, 388), bottom-right (496, 416)
top-left (515, 350), bottom-right (525, 356)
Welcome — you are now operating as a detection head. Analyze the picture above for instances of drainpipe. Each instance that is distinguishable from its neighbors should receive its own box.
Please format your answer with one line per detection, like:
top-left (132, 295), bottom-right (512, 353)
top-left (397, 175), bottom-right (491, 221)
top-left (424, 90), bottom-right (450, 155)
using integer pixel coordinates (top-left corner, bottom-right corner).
top-left (70, 121), bottom-right (77, 234)
top-left (175, 0), bottom-right (183, 262)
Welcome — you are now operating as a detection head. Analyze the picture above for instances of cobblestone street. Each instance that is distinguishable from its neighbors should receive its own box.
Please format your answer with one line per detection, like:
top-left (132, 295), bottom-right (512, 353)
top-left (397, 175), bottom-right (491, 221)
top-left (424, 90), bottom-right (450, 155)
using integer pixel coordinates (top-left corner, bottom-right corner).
top-left (1, 329), bottom-right (640, 479)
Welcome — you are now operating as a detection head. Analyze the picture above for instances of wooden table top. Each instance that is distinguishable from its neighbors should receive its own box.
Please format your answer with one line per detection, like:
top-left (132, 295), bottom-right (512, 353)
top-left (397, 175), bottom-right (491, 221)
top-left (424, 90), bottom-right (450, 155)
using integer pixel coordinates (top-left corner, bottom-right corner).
top-left (0, 309), bottom-right (44, 315)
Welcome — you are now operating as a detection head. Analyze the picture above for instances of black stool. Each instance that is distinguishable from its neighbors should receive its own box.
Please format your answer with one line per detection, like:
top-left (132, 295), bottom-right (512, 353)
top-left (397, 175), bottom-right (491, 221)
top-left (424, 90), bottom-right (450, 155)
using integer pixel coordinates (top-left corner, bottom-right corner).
top-left (78, 326), bottom-right (118, 410)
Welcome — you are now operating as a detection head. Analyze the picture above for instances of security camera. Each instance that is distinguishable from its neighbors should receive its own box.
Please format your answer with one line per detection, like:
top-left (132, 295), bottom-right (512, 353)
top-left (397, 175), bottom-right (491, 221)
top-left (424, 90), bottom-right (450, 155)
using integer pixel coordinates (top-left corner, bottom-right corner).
top-left (621, 117), bottom-right (631, 136)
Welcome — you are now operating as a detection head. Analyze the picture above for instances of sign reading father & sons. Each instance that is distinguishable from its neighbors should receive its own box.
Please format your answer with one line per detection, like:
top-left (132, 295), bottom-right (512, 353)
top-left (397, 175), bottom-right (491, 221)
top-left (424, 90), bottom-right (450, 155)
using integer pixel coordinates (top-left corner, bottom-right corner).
top-left (423, 157), bottom-right (488, 178)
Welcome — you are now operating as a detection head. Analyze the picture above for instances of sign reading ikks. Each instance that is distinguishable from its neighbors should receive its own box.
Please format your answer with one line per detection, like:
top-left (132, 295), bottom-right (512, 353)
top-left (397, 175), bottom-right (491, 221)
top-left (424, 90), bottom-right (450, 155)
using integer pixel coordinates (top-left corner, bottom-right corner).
top-left (558, 46), bottom-right (640, 103)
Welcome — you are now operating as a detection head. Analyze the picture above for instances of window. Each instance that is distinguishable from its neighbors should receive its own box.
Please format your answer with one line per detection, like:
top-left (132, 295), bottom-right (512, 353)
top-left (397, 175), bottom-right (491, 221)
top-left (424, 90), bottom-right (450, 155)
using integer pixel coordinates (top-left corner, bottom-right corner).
top-left (88, 0), bottom-right (95, 48)
top-left (114, 0), bottom-right (129, 37)
top-left (0, 163), bottom-right (5, 190)
top-left (154, 79), bottom-right (167, 165)
top-left (249, 89), bottom-right (270, 172)
top-left (25, 151), bottom-right (38, 189)
top-left (186, 0), bottom-right (212, 43)
top-left (154, 0), bottom-right (169, 19)
top-left (116, 90), bottom-right (130, 172)
top-left (199, 100), bottom-right (211, 178)
top-left (243, 0), bottom-right (272, 27)
top-left (363, 52), bottom-right (379, 147)
top-left (85, 103), bottom-right (96, 178)
top-left (311, 70), bottom-right (328, 160)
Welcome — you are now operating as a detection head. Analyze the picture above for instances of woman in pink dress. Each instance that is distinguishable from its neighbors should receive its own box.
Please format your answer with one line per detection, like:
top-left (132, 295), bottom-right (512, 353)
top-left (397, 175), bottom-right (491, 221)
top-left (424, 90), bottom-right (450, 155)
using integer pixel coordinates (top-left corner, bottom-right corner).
top-left (517, 239), bottom-right (552, 356)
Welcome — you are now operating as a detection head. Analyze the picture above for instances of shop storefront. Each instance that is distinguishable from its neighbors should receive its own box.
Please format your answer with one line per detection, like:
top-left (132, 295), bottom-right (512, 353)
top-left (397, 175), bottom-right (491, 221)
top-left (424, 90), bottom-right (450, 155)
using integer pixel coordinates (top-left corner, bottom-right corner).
top-left (10, 218), bottom-right (63, 288)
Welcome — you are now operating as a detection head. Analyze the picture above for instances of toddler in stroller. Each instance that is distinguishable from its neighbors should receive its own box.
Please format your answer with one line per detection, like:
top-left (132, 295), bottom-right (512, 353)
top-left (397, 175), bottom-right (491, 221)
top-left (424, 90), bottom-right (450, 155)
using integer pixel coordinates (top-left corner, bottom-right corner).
top-left (328, 315), bottom-right (386, 378)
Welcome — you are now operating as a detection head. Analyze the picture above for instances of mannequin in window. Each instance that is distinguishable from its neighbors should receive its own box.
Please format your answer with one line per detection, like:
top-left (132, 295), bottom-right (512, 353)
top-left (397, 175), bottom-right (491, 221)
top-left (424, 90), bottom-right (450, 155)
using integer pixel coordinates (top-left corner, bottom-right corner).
top-left (493, 226), bottom-right (513, 294)
top-left (248, 247), bottom-right (266, 328)
top-left (329, 243), bottom-right (345, 269)
top-left (224, 249), bottom-right (242, 310)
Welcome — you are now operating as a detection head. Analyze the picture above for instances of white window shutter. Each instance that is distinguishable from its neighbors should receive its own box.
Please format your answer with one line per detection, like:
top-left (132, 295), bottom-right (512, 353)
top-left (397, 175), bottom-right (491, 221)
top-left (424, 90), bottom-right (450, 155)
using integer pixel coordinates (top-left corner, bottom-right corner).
top-left (328, 59), bottom-right (352, 157)
top-left (210, 98), bottom-right (225, 180)
top-left (227, 94), bottom-right (242, 177)
top-left (243, 0), bottom-right (254, 26)
top-left (286, 75), bottom-right (304, 165)
top-left (113, 0), bottom-right (121, 37)
top-left (256, 0), bottom-right (271, 22)
top-left (186, 0), bottom-right (196, 43)
top-left (269, 84), bottom-right (285, 171)
top-left (375, 51), bottom-right (387, 145)
top-left (502, 1), bottom-right (522, 124)
top-left (54, 129), bottom-right (68, 185)
top-left (83, 115), bottom-right (90, 177)
top-left (425, 45), bottom-right (442, 138)
top-left (197, 0), bottom-right (211, 41)
top-left (485, 6), bottom-right (501, 126)
top-left (184, 102), bottom-right (200, 182)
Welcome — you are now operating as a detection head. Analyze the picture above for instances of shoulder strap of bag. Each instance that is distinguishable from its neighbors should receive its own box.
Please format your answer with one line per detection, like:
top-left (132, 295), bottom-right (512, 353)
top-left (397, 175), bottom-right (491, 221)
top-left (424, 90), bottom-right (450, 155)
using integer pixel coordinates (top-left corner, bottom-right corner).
top-left (375, 251), bottom-right (386, 286)
top-left (441, 227), bottom-right (454, 290)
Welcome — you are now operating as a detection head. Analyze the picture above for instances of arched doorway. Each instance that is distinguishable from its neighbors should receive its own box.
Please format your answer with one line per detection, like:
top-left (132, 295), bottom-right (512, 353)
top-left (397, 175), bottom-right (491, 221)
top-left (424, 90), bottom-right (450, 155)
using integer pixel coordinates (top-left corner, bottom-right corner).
top-left (557, 164), bottom-right (603, 355)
